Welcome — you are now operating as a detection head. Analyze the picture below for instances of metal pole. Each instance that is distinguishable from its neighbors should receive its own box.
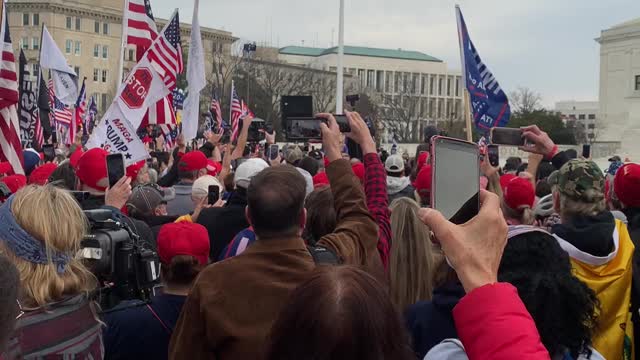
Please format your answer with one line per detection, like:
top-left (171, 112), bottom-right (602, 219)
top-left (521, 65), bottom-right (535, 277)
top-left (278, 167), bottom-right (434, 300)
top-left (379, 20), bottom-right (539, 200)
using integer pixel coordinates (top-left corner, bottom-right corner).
top-left (118, 0), bottom-right (129, 84)
top-left (335, 0), bottom-right (344, 113)
top-left (464, 91), bottom-right (473, 142)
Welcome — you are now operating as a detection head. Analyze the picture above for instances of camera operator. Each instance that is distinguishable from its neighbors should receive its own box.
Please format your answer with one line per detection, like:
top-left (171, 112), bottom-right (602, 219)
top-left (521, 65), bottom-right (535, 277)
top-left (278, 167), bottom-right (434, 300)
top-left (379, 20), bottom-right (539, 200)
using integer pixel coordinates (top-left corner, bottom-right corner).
top-left (103, 222), bottom-right (209, 360)
top-left (74, 148), bottom-right (155, 246)
top-left (0, 185), bottom-right (103, 358)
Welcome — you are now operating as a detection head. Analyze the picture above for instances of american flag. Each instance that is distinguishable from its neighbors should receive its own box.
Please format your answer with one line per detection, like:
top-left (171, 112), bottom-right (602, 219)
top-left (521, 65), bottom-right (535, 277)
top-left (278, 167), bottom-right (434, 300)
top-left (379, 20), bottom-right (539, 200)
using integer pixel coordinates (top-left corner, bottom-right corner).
top-left (160, 123), bottom-right (177, 151)
top-left (76, 78), bottom-right (87, 136)
top-left (230, 82), bottom-right (242, 142)
top-left (147, 12), bottom-right (183, 91)
top-left (34, 112), bottom-right (43, 148)
top-left (126, 0), bottom-right (158, 55)
top-left (0, 10), bottom-right (24, 174)
top-left (210, 87), bottom-right (223, 129)
top-left (241, 99), bottom-right (254, 119)
top-left (86, 96), bottom-right (97, 135)
top-left (48, 78), bottom-right (74, 145)
top-left (140, 95), bottom-right (176, 127)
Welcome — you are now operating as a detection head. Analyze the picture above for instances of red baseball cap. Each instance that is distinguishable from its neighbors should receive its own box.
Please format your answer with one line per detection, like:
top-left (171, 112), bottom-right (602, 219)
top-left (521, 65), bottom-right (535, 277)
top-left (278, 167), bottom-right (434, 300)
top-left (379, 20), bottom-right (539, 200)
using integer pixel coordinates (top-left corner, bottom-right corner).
top-left (75, 148), bottom-right (109, 191)
top-left (503, 177), bottom-right (535, 210)
top-left (415, 165), bottom-right (432, 198)
top-left (500, 174), bottom-right (517, 191)
top-left (0, 162), bottom-right (13, 175)
top-left (351, 163), bottom-right (365, 183)
top-left (206, 160), bottom-right (222, 177)
top-left (1, 174), bottom-right (27, 194)
top-left (313, 171), bottom-right (329, 188)
top-left (178, 151), bottom-right (208, 172)
top-left (157, 222), bottom-right (210, 266)
top-left (126, 160), bottom-right (146, 180)
top-left (614, 163), bottom-right (640, 208)
top-left (69, 148), bottom-right (84, 168)
top-left (28, 163), bottom-right (58, 185)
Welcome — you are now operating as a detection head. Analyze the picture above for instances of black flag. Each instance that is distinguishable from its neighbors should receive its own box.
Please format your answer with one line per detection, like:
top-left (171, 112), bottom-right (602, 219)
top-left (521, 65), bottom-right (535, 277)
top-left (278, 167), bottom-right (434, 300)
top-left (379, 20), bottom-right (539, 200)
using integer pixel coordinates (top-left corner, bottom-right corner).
top-left (17, 50), bottom-right (39, 149)
top-left (37, 68), bottom-right (52, 142)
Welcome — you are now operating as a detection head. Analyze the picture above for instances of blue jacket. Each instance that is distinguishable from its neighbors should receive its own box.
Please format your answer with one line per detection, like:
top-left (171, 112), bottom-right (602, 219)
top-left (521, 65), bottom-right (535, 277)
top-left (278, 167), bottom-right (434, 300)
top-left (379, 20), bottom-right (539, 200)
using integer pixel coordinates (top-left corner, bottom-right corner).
top-left (219, 227), bottom-right (256, 261)
top-left (405, 283), bottom-right (464, 359)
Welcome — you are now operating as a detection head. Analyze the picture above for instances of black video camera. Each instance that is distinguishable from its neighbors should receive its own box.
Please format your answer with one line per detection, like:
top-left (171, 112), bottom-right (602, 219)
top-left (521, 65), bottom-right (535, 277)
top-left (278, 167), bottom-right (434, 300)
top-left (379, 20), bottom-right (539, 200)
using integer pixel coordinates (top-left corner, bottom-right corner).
top-left (80, 209), bottom-right (160, 310)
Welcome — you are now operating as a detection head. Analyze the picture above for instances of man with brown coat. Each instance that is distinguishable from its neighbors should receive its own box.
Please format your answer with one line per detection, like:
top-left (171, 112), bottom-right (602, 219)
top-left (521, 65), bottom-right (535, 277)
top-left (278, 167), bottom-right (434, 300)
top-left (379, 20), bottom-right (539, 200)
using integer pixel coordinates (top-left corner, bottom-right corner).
top-left (169, 112), bottom-right (383, 359)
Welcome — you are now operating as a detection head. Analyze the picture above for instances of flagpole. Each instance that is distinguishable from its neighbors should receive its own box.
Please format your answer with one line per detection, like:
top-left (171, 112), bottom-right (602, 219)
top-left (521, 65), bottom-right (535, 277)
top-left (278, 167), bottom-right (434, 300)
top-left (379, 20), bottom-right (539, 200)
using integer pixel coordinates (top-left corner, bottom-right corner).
top-left (335, 0), bottom-right (344, 113)
top-left (118, 0), bottom-right (130, 84)
top-left (455, 5), bottom-right (472, 142)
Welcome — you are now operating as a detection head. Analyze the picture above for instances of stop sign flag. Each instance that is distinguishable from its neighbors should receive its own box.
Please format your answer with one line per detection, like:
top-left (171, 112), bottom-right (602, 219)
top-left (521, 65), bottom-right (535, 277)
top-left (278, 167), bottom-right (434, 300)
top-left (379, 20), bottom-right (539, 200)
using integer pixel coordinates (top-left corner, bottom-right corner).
top-left (121, 67), bottom-right (153, 110)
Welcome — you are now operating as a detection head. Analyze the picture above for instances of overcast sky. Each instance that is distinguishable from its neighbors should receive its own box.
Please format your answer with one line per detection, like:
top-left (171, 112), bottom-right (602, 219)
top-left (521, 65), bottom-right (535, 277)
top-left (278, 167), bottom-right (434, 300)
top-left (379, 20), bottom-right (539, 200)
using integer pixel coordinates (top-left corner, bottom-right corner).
top-left (153, 0), bottom-right (640, 108)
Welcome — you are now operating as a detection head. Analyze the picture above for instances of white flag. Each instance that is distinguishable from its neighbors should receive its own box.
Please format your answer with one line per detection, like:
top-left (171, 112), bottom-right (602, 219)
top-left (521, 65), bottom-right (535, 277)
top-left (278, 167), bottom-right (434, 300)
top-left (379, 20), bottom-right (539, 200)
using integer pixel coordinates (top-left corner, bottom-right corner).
top-left (40, 25), bottom-right (78, 105)
top-left (85, 113), bottom-right (148, 166)
top-left (182, 0), bottom-right (206, 141)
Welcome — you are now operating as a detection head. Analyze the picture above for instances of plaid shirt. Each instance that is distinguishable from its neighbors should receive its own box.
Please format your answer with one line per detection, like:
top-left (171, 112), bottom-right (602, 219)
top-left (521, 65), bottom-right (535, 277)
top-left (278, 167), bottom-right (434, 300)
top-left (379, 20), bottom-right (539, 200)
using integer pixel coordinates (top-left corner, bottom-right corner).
top-left (364, 153), bottom-right (391, 270)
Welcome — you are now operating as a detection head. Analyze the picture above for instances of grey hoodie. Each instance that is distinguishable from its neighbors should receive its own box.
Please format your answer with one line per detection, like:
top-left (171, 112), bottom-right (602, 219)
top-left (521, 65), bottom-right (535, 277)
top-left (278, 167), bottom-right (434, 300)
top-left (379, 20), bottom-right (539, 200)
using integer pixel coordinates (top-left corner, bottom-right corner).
top-left (387, 176), bottom-right (415, 203)
top-left (425, 339), bottom-right (605, 360)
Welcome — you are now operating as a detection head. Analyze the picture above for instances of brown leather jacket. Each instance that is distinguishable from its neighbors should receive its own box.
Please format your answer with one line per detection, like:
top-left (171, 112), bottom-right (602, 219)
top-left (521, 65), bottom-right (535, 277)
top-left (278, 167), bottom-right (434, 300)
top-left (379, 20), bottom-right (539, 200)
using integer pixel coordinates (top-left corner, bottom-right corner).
top-left (168, 159), bottom-right (383, 359)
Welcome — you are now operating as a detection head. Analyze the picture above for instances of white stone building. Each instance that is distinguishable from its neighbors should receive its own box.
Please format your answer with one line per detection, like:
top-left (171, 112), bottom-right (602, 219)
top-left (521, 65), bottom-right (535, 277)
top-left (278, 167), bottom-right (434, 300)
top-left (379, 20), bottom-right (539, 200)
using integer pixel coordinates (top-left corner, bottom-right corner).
top-left (596, 17), bottom-right (640, 157)
top-left (554, 100), bottom-right (599, 142)
top-left (278, 46), bottom-right (463, 124)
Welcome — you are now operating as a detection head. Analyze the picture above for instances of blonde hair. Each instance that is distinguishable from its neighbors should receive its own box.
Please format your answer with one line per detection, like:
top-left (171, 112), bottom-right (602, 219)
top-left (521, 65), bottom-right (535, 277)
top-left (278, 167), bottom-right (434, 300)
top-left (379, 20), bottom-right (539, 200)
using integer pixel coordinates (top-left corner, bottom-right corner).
top-left (389, 198), bottom-right (441, 311)
top-left (554, 186), bottom-right (606, 221)
top-left (501, 201), bottom-right (535, 226)
top-left (0, 185), bottom-right (97, 308)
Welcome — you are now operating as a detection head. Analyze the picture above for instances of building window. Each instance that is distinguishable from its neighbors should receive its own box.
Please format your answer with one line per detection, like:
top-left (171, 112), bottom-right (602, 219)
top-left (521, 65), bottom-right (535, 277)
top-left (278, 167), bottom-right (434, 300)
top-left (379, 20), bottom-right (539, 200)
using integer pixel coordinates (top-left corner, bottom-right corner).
top-left (102, 45), bottom-right (108, 59)
top-left (21, 37), bottom-right (29, 50)
top-left (103, 23), bottom-right (109, 35)
top-left (101, 94), bottom-right (108, 110)
top-left (94, 44), bottom-right (100, 58)
top-left (569, 114), bottom-right (576, 120)
top-left (588, 114), bottom-right (596, 120)
top-left (102, 70), bottom-right (108, 83)
top-left (74, 66), bottom-right (80, 76)
top-left (438, 77), bottom-right (443, 96)
top-left (65, 40), bottom-right (72, 54)
top-left (429, 76), bottom-right (435, 95)
top-left (32, 64), bottom-right (40, 76)
top-left (75, 17), bottom-right (81, 31)
top-left (455, 77), bottom-right (461, 97)
top-left (93, 69), bottom-right (99, 82)
top-left (32, 37), bottom-right (39, 50)
top-left (636, 75), bottom-right (640, 91)
top-left (74, 41), bottom-right (81, 55)
top-left (447, 77), bottom-right (452, 96)
top-left (23, 13), bottom-right (29, 26)
top-left (588, 124), bottom-right (596, 130)
top-left (94, 21), bottom-right (100, 34)
top-left (420, 75), bottom-right (426, 95)
top-left (128, 49), bottom-right (135, 61)
top-left (33, 13), bottom-right (40, 26)
top-left (578, 114), bottom-right (586, 120)
top-left (66, 17), bottom-right (72, 30)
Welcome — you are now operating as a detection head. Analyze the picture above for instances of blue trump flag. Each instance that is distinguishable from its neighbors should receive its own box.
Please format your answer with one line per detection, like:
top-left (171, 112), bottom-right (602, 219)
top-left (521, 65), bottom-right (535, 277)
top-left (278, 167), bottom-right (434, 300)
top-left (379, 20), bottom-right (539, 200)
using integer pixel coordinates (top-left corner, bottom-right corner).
top-left (456, 5), bottom-right (511, 132)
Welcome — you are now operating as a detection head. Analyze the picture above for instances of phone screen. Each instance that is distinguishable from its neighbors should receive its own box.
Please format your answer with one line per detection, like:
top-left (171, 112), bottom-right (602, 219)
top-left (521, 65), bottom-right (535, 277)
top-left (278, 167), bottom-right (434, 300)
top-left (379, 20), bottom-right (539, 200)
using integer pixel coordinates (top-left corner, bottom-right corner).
top-left (488, 145), bottom-right (500, 167)
top-left (43, 144), bottom-right (55, 161)
top-left (582, 144), bottom-right (591, 159)
top-left (333, 114), bottom-right (352, 133)
top-left (106, 154), bottom-right (125, 188)
top-left (491, 127), bottom-right (525, 146)
top-left (208, 185), bottom-right (220, 205)
top-left (432, 137), bottom-right (480, 225)
top-left (285, 118), bottom-right (322, 140)
top-left (269, 144), bottom-right (279, 161)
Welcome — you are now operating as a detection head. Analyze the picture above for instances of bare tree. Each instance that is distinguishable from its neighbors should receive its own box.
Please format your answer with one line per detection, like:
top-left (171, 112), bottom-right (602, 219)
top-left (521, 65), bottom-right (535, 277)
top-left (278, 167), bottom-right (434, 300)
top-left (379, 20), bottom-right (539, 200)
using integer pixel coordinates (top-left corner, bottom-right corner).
top-left (509, 87), bottom-right (542, 115)
top-left (379, 92), bottom-right (422, 142)
top-left (209, 42), bottom-right (245, 109)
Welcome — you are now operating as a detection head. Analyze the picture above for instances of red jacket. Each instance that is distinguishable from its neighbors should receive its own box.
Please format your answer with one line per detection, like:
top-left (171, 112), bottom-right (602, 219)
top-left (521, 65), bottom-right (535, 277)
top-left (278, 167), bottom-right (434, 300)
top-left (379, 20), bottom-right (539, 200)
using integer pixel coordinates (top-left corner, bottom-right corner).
top-left (453, 283), bottom-right (550, 360)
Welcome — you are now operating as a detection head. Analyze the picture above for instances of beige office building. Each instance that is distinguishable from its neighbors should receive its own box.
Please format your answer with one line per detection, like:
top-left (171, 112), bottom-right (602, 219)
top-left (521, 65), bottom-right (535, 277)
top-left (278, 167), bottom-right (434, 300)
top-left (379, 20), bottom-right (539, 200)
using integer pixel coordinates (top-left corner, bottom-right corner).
top-left (6, 0), bottom-right (236, 112)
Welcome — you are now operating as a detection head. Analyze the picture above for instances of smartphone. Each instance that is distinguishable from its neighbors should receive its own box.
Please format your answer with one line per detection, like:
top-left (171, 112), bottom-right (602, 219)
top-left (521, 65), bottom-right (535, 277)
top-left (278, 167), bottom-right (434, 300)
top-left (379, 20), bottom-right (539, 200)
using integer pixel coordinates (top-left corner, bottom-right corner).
top-left (268, 144), bottom-right (279, 161)
top-left (285, 117), bottom-right (322, 140)
top-left (431, 137), bottom-right (480, 225)
top-left (488, 144), bottom-right (500, 167)
top-left (333, 114), bottom-right (352, 133)
top-left (490, 127), bottom-right (525, 146)
top-left (106, 154), bottom-right (125, 188)
top-left (582, 144), bottom-right (591, 159)
top-left (208, 185), bottom-right (220, 205)
top-left (43, 144), bottom-right (55, 162)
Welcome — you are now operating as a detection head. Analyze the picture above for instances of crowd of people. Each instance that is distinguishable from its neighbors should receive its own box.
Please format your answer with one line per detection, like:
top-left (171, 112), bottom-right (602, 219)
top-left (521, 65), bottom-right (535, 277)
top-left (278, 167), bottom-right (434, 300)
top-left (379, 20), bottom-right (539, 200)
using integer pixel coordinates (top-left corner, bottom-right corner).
top-left (0, 110), bottom-right (639, 360)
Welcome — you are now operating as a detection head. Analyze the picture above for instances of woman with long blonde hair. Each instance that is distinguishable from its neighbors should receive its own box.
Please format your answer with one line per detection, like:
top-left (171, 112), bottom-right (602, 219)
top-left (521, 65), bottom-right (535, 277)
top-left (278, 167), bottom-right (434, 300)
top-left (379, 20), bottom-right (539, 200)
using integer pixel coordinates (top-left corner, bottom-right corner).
top-left (389, 198), bottom-right (441, 311)
top-left (0, 185), bottom-right (102, 358)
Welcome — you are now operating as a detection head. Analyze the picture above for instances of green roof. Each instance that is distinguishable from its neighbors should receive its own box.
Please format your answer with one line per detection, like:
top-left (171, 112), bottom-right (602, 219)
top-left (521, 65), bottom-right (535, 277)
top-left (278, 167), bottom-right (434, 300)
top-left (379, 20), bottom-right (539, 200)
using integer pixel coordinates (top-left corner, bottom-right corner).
top-left (279, 45), bottom-right (442, 63)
